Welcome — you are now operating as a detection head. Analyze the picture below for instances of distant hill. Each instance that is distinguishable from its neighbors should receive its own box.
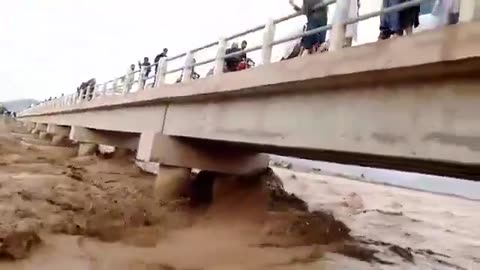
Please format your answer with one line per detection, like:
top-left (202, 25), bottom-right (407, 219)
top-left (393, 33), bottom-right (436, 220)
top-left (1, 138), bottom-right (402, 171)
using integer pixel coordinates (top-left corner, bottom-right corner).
top-left (1, 99), bottom-right (38, 112)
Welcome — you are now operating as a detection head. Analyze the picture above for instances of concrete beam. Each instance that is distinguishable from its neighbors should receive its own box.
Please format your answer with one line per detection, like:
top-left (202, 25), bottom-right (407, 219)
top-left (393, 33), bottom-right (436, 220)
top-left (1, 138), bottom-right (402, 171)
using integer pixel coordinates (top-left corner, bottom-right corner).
top-left (137, 132), bottom-right (269, 175)
top-left (69, 126), bottom-right (139, 150)
top-left (23, 105), bottom-right (167, 133)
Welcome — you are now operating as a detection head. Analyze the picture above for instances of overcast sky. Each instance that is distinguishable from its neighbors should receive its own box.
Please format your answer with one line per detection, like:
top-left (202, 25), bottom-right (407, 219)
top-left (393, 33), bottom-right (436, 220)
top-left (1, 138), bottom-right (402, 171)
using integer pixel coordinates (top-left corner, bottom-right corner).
top-left (0, 0), bottom-right (381, 102)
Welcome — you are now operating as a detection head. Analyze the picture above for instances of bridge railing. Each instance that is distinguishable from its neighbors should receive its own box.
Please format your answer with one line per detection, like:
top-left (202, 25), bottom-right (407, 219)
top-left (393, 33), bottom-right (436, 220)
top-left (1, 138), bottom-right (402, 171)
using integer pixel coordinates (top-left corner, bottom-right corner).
top-left (22, 0), bottom-right (477, 115)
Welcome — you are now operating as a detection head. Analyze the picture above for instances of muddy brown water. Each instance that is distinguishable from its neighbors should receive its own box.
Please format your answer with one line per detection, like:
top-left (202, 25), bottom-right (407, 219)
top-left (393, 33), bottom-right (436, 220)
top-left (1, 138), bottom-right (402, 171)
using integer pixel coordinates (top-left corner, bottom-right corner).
top-left (0, 120), bottom-right (479, 269)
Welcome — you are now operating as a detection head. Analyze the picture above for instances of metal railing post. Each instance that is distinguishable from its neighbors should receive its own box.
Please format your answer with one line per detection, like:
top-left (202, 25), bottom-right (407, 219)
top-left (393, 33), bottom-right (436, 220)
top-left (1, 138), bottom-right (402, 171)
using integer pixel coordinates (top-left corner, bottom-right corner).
top-left (182, 52), bottom-right (194, 83)
top-left (215, 38), bottom-right (227, 75)
top-left (330, 0), bottom-right (350, 51)
top-left (138, 67), bottom-right (145, 91)
top-left (460, 0), bottom-right (480, 22)
top-left (154, 58), bottom-right (168, 87)
top-left (262, 19), bottom-right (276, 65)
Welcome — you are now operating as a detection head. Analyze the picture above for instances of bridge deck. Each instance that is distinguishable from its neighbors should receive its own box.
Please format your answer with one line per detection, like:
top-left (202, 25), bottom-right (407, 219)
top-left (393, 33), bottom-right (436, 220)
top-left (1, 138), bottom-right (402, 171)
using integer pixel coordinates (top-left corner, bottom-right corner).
top-left (19, 23), bottom-right (480, 179)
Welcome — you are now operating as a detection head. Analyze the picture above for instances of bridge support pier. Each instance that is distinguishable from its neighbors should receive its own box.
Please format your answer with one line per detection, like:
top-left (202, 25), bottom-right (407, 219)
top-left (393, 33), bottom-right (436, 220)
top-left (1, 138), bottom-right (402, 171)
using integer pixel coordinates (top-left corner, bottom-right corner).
top-left (31, 123), bottom-right (47, 135)
top-left (69, 126), bottom-right (139, 156)
top-left (137, 132), bottom-right (269, 175)
top-left (38, 131), bottom-right (50, 140)
top-left (154, 165), bottom-right (191, 201)
top-left (78, 143), bottom-right (98, 156)
top-left (20, 122), bottom-right (35, 133)
top-left (46, 124), bottom-right (71, 146)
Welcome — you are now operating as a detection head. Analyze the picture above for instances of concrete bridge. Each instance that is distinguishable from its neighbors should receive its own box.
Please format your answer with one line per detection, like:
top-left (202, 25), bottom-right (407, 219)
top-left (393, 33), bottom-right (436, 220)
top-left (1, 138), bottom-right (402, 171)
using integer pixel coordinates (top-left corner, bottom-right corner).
top-left (17, 1), bottom-right (480, 180)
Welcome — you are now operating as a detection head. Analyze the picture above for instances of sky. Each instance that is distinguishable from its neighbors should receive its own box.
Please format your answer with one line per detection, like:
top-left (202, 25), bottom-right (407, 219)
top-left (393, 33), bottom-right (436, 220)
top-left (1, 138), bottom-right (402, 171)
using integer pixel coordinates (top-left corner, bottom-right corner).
top-left (0, 0), bottom-right (383, 102)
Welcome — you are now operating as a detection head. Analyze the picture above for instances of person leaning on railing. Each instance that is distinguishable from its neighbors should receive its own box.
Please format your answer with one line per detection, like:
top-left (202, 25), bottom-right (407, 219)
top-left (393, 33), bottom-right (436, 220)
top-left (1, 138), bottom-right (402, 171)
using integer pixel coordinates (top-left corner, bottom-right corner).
top-left (154, 48), bottom-right (168, 75)
top-left (289, 0), bottom-right (328, 54)
top-left (224, 42), bottom-right (242, 72)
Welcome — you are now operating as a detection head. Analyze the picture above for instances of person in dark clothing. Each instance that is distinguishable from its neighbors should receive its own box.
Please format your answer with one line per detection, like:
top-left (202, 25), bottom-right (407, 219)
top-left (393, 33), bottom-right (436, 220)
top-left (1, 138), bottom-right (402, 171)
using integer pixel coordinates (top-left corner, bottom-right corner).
top-left (289, 0), bottom-right (328, 54)
top-left (379, 0), bottom-right (420, 40)
top-left (78, 82), bottom-right (88, 99)
top-left (154, 48), bottom-right (168, 74)
top-left (86, 78), bottom-right (96, 100)
top-left (224, 42), bottom-right (242, 72)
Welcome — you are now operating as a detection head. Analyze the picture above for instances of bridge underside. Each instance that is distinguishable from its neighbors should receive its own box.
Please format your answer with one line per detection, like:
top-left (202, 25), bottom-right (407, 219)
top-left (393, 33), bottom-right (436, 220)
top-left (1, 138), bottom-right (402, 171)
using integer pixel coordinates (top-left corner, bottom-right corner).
top-left (18, 23), bottom-right (480, 180)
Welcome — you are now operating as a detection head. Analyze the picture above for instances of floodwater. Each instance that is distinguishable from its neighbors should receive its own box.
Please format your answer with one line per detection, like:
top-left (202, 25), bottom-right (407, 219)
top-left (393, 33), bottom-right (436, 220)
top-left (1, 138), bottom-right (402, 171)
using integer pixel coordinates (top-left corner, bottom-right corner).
top-left (270, 155), bottom-right (480, 200)
top-left (0, 119), bottom-right (479, 269)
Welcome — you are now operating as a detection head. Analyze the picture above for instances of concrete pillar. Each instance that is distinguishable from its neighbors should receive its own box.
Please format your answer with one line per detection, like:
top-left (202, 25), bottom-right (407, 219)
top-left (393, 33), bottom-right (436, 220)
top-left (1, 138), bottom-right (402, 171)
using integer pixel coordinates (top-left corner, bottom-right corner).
top-left (137, 132), bottom-right (160, 162)
top-left (31, 123), bottom-right (47, 135)
top-left (460, 0), bottom-right (480, 22)
top-left (182, 52), bottom-right (194, 83)
top-left (70, 126), bottom-right (139, 152)
top-left (102, 83), bottom-right (108, 96)
top-left (46, 124), bottom-right (70, 136)
top-left (138, 67), bottom-right (145, 91)
top-left (111, 79), bottom-right (118, 94)
top-left (262, 18), bottom-right (276, 65)
top-left (136, 132), bottom-right (269, 175)
top-left (47, 124), bottom-right (71, 146)
top-left (154, 57), bottom-right (168, 87)
top-left (38, 131), bottom-right (50, 140)
top-left (78, 143), bottom-right (98, 156)
top-left (51, 135), bottom-right (68, 146)
top-left (330, 0), bottom-right (350, 51)
top-left (23, 122), bottom-right (36, 133)
top-left (215, 38), bottom-right (227, 75)
top-left (154, 165), bottom-right (191, 201)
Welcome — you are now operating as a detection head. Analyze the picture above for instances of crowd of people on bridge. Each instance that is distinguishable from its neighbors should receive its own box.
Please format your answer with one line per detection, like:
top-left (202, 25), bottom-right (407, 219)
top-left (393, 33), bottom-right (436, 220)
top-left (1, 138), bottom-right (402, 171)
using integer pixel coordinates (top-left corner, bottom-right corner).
top-left (283, 0), bottom-right (460, 57)
top-left (38, 0), bottom-right (462, 106)
top-left (122, 39), bottom-right (254, 87)
top-left (76, 78), bottom-right (96, 101)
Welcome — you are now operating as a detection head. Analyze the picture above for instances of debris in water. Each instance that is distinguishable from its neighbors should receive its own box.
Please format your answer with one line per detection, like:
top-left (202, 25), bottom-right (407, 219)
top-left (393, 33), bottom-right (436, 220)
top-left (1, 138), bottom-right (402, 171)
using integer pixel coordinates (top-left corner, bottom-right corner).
top-left (0, 231), bottom-right (42, 260)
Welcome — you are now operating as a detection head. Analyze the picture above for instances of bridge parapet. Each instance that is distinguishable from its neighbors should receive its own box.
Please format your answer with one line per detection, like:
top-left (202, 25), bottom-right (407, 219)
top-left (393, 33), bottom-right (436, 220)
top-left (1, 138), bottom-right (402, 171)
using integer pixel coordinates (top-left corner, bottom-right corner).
top-left (20, 0), bottom-right (480, 116)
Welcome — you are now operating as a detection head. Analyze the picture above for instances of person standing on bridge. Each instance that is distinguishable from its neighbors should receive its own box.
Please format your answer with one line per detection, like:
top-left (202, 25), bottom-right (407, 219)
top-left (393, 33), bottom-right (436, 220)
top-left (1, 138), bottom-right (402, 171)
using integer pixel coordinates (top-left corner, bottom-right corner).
top-left (379, 0), bottom-right (420, 40)
top-left (224, 42), bottom-right (242, 72)
top-left (154, 48), bottom-right (168, 75)
top-left (289, 0), bottom-right (328, 54)
top-left (138, 57), bottom-right (152, 85)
